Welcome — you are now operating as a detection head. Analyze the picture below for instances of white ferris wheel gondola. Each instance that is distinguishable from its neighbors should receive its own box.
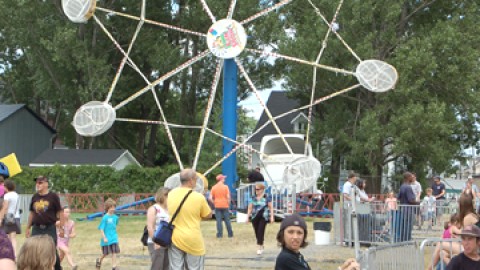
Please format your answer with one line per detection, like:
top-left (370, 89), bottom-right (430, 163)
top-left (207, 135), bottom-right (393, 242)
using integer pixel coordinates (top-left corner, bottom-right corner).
top-left (72, 101), bottom-right (116, 137)
top-left (62, 0), bottom-right (96, 23)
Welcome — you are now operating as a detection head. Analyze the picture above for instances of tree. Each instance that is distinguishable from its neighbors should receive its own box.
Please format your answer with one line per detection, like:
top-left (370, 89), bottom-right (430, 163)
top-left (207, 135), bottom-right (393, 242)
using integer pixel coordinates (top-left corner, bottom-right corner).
top-left (275, 1), bottom-right (480, 191)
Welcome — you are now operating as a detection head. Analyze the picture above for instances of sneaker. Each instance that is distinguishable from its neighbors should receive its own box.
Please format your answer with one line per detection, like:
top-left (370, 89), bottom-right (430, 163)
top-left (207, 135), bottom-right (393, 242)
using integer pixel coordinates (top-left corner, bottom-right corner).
top-left (257, 249), bottom-right (263, 255)
top-left (72, 266), bottom-right (78, 270)
top-left (95, 259), bottom-right (101, 269)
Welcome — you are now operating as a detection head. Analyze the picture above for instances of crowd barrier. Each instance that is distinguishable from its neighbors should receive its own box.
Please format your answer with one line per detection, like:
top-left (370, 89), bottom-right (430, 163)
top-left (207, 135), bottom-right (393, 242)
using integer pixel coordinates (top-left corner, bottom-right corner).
top-left (419, 238), bottom-right (462, 270)
top-left (359, 241), bottom-right (421, 270)
top-left (335, 200), bottom-right (458, 246)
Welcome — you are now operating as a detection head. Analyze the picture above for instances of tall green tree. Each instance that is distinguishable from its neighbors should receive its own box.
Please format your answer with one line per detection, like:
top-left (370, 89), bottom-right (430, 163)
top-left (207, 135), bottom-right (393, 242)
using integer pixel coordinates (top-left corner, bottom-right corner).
top-left (277, 1), bottom-right (480, 191)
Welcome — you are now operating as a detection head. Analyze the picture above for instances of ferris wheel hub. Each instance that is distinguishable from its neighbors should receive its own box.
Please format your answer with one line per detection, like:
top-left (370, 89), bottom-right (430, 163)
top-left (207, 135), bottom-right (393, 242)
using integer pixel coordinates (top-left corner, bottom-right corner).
top-left (206, 19), bottom-right (247, 59)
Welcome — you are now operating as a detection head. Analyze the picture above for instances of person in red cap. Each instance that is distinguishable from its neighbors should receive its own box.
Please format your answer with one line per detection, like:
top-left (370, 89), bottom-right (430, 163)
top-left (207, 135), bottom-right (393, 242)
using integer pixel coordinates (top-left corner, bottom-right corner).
top-left (446, 225), bottom-right (480, 269)
top-left (209, 174), bottom-right (233, 238)
top-left (274, 214), bottom-right (310, 270)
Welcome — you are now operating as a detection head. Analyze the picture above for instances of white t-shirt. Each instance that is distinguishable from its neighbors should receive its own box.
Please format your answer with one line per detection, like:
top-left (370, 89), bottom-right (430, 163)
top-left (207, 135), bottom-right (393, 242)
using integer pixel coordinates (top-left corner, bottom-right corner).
top-left (4, 191), bottom-right (20, 218)
top-left (411, 181), bottom-right (422, 201)
top-left (358, 189), bottom-right (369, 202)
top-left (422, 195), bottom-right (436, 212)
top-left (342, 181), bottom-right (354, 201)
top-left (147, 204), bottom-right (169, 244)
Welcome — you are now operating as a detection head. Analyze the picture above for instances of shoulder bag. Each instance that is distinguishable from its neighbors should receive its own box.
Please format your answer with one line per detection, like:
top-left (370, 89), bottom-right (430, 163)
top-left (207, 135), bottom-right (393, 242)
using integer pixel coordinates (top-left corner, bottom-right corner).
top-left (153, 190), bottom-right (193, 246)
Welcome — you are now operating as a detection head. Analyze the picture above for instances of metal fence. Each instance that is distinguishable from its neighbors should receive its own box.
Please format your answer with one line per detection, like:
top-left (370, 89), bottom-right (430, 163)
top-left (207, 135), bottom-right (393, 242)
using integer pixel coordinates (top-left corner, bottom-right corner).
top-left (359, 241), bottom-right (422, 270)
top-left (419, 238), bottom-right (462, 270)
top-left (335, 200), bottom-right (458, 246)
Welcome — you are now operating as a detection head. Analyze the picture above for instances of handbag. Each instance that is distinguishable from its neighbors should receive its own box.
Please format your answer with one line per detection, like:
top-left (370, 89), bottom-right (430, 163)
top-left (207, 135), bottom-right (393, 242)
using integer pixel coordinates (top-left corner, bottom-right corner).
top-left (140, 225), bottom-right (148, 246)
top-left (5, 213), bottom-right (15, 225)
top-left (153, 190), bottom-right (192, 246)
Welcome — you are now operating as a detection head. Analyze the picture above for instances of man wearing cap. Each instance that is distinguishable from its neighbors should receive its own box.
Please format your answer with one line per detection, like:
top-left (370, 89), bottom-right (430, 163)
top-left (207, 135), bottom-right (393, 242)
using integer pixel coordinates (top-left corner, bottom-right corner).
top-left (25, 176), bottom-right (64, 270)
top-left (446, 225), bottom-right (480, 269)
top-left (274, 214), bottom-right (311, 270)
top-left (210, 174), bottom-right (233, 238)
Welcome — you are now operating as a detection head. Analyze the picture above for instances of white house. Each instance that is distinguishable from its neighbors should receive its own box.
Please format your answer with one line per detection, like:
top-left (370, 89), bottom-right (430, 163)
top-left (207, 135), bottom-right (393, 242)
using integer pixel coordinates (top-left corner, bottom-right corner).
top-left (29, 149), bottom-right (141, 170)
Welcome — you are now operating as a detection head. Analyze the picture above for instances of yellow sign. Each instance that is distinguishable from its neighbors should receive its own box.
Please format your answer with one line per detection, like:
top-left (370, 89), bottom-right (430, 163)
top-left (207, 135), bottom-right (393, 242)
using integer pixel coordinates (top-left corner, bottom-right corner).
top-left (0, 153), bottom-right (22, 177)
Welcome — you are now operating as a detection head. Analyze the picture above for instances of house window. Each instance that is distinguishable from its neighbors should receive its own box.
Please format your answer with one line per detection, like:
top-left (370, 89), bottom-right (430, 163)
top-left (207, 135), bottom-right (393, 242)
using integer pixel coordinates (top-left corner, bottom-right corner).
top-left (295, 122), bottom-right (306, 133)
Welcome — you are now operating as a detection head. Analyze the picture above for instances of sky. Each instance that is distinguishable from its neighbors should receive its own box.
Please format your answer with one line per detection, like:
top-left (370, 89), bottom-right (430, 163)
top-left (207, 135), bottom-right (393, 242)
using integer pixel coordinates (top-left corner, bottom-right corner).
top-left (238, 80), bottom-right (284, 120)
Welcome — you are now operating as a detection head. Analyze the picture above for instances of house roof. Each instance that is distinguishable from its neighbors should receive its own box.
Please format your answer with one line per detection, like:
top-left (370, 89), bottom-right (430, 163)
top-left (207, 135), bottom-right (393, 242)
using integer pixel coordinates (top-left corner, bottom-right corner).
top-left (30, 149), bottom-right (140, 166)
top-left (0, 104), bottom-right (56, 134)
top-left (249, 91), bottom-right (302, 143)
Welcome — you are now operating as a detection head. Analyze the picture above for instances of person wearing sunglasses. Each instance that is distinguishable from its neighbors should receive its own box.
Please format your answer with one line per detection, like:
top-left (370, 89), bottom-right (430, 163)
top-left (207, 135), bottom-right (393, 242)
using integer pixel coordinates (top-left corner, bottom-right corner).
top-left (247, 182), bottom-right (274, 255)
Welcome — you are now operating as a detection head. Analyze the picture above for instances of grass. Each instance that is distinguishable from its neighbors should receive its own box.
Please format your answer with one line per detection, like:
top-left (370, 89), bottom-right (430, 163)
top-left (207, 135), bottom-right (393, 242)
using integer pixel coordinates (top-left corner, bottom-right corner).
top-left (14, 214), bottom-right (356, 270)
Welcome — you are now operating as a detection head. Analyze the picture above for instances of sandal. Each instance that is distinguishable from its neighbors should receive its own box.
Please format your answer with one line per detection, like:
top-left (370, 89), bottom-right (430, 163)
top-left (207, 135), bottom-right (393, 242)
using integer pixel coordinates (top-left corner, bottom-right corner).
top-left (95, 258), bottom-right (101, 269)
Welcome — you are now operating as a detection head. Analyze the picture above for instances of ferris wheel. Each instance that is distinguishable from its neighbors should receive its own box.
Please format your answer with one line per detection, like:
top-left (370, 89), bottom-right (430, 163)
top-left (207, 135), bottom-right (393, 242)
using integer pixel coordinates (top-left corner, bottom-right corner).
top-left (62, 0), bottom-right (398, 192)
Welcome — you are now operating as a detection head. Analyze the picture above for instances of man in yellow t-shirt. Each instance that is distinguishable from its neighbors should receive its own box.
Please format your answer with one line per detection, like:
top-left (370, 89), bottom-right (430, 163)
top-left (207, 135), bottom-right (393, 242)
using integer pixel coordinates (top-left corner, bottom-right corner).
top-left (168, 169), bottom-right (212, 270)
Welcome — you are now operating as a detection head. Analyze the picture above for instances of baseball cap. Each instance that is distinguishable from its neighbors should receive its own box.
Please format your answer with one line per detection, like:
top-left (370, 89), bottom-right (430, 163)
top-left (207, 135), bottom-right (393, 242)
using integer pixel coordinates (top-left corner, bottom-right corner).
top-left (455, 225), bottom-right (480, 238)
top-left (34, 175), bottom-right (48, 182)
top-left (280, 214), bottom-right (307, 232)
top-left (216, 174), bottom-right (226, 181)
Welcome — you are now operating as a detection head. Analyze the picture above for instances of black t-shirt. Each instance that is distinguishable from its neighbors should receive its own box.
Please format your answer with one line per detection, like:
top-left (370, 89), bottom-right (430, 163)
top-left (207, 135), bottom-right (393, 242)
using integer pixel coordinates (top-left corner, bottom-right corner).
top-left (432, 182), bottom-right (446, 199)
top-left (446, 253), bottom-right (480, 270)
top-left (29, 192), bottom-right (62, 226)
top-left (275, 247), bottom-right (311, 270)
top-left (247, 170), bottom-right (264, 183)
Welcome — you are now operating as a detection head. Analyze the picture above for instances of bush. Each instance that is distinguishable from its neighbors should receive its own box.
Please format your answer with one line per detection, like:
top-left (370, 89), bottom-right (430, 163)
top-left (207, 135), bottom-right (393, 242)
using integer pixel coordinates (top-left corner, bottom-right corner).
top-left (12, 164), bottom-right (181, 194)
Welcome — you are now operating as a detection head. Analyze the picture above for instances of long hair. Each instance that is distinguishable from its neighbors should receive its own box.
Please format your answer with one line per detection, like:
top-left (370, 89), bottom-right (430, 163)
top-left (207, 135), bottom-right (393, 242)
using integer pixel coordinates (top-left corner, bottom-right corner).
top-left (17, 235), bottom-right (56, 270)
top-left (458, 193), bottom-right (476, 227)
top-left (155, 187), bottom-right (170, 207)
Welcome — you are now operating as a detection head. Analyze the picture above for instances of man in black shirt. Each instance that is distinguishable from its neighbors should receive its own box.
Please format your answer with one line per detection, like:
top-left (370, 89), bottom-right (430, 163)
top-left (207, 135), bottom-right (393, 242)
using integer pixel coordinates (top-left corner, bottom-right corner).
top-left (431, 176), bottom-right (446, 222)
top-left (247, 166), bottom-right (264, 183)
top-left (26, 176), bottom-right (64, 270)
top-left (395, 172), bottom-right (419, 242)
top-left (446, 225), bottom-right (480, 270)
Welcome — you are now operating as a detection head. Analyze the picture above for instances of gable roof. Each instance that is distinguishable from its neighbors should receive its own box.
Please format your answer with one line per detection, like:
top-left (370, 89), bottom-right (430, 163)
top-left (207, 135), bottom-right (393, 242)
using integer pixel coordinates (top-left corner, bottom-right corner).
top-left (0, 104), bottom-right (56, 134)
top-left (30, 149), bottom-right (140, 166)
top-left (249, 91), bottom-right (302, 143)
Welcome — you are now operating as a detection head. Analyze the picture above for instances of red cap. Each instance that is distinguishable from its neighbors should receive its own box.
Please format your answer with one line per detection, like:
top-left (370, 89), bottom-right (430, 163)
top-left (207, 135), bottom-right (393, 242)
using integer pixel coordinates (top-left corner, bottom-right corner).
top-left (216, 174), bottom-right (226, 181)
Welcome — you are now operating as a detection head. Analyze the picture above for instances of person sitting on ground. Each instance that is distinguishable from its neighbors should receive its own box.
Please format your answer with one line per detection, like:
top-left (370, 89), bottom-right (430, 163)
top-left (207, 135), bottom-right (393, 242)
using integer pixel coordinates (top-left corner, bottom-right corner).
top-left (274, 214), bottom-right (310, 270)
top-left (446, 225), bottom-right (480, 269)
top-left (17, 235), bottom-right (56, 270)
top-left (443, 213), bottom-right (460, 239)
top-left (428, 193), bottom-right (479, 269)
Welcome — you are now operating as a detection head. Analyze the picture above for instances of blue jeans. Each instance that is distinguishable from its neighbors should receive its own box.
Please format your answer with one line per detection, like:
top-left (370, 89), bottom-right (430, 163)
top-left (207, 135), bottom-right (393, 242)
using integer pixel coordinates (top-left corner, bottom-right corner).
top-left (215, 208), bottom-right (233, 238)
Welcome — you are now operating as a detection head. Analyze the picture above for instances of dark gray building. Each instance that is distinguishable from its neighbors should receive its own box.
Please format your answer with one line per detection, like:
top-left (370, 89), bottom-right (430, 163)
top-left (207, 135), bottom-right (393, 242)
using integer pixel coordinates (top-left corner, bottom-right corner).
top-left (247, 91), bottom-right (309, 168)
top-left (0, 104), bottom-right (56, 165)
